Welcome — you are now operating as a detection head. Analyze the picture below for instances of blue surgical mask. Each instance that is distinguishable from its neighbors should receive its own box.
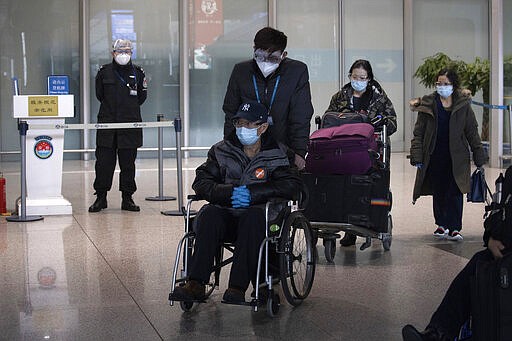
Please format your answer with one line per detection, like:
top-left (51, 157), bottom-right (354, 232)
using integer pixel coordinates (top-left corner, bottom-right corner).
top-left (236, 127), bottom-right (260, 145)
top-left (351, 80), bottom-right (368, 92)
top-left (437, 85), bottom-right (453, 99)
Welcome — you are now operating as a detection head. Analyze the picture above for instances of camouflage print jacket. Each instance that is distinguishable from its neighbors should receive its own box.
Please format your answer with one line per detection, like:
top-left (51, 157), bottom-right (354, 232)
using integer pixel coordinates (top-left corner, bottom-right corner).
top-left (325, 80), bottom-right (397, 135)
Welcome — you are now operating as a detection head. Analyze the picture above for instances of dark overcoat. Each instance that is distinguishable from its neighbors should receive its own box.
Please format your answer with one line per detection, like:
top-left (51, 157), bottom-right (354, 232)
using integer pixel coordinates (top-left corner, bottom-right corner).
top-left (222, 58), bottom-right (314, 158)
top-left (410, 91), bottom-right (488, 203)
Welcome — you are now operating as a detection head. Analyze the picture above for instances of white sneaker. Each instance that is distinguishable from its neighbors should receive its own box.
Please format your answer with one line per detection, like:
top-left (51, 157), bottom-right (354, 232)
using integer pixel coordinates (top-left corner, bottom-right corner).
top-left (447, 230), bottom-right (463, 241)
top-left (433, 226), bottom-right (449, 239)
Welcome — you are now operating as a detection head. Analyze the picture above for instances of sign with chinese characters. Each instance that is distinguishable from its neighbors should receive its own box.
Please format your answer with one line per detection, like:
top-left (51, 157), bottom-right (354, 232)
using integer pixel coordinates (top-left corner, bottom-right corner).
top-left (47, 75), bottom-right (69, 95)
top-left (28, 96), bottom-right (59, 117)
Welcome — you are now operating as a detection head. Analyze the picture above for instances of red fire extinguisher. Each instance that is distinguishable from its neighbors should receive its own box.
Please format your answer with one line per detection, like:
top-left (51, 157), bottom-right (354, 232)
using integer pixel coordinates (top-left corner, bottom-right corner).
top-left (0, 172), bottom-right (6, 214)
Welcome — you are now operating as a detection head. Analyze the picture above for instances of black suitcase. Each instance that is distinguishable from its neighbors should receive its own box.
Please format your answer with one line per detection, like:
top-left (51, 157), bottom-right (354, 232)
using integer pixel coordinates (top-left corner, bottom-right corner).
top-left (471, 252), bottom-right (512, 340)
top-left (301, 170), bottom-right (391, 232)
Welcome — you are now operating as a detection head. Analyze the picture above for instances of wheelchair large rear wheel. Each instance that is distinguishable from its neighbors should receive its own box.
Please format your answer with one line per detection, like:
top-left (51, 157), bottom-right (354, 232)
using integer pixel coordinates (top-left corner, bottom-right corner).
top-left (278, 211), bottom-right (316, 306)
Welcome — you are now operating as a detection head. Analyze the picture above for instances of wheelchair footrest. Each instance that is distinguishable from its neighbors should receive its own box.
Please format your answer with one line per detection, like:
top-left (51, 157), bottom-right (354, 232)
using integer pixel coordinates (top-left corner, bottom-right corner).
top-left (221, 299), bottom-right (258, 307)
top-left (168, 292), bottom-right (206, 303)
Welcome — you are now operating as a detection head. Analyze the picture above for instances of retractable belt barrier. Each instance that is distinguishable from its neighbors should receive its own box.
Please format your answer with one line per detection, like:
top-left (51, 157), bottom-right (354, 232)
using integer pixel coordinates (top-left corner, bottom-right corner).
top-left (8, 116), bottom-right (192, 222)
top-left (471, 100), bottom-right (512, 111)
top-left (471, 100), bottom-right (512, 168)
top-left (28, 121), bottom-right (174, 130)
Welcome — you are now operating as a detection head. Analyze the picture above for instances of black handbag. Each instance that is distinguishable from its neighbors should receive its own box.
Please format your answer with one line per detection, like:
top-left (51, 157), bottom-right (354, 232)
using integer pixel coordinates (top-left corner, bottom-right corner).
top-left (467, 168), bottom-right (490, 203)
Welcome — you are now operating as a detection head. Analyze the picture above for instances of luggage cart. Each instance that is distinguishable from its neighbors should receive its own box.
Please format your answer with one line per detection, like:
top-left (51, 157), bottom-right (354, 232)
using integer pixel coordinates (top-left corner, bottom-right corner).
top-left (302, 116), bottom-right (393, 262)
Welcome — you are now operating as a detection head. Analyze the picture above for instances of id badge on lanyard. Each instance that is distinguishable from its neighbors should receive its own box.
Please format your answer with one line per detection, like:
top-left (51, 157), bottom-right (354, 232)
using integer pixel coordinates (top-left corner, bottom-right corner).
top-left (253, 75), bottom-right (280, 125)
top-left (115, 68), bottom-right (138, 96)
top-left (129, 85), bottom-right (138, 96)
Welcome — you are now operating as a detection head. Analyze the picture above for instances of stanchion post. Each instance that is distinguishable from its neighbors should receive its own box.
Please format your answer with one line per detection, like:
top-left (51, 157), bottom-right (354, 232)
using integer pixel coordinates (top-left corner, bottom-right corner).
top-left (509, 105), bottom-right (512, 155)
top-left (146, 114), bottom-right (176, 201)
top-left (161, 115), bottom-right (195, 216)
top-left (7, 121), bottom-right (43, 222)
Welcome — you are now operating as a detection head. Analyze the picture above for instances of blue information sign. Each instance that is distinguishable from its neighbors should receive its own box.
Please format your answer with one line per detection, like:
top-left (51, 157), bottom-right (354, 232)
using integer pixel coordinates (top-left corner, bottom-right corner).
top-left (47, 75), bottom-right (69, 95)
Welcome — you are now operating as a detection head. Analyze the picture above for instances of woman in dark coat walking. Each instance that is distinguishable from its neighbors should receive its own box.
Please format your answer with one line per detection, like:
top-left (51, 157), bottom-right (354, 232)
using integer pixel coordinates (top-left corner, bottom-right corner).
top-left (410, 68), bottom-right (487, 241)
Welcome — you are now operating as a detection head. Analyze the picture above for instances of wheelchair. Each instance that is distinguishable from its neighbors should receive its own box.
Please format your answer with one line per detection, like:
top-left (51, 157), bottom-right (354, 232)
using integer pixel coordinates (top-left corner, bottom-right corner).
top-left (168, 195), bottom-right (316, 317)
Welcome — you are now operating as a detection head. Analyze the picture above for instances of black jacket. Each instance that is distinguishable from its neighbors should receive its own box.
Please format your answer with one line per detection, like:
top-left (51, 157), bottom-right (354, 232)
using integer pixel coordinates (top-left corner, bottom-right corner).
top-left (95, 60), bottom-right (147, 148)
top-left (192, 133), bottom-right (302, 207)
top-left (484, 166), bottom-right (512, 249)
top-left (222, 58), bottom-right (314, 158)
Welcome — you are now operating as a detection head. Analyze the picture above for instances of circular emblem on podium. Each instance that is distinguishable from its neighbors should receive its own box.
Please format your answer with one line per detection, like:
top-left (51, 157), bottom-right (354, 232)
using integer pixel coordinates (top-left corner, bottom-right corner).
top-left (37, 266), bottom-right (57, 288)
top-left (201, 0), bottom-right (218, 15)
top-left (34, 136), bottom-right (53, 159)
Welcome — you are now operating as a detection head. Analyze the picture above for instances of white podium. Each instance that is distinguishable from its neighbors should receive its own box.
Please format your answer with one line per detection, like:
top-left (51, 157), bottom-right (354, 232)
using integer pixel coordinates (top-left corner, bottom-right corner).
top-left (13, 95), bottom-right (74, 215)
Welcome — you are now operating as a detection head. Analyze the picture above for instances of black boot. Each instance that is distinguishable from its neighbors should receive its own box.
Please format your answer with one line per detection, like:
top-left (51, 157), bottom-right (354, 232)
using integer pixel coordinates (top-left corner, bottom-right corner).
top-left (402, 324), bottom-right (450, 341)
top-left (121, 193), bottom-right (140, 212)
top-left (89, 193), bottom-right (107, 212)
top-left (340, 232), bottom-right (356, 246)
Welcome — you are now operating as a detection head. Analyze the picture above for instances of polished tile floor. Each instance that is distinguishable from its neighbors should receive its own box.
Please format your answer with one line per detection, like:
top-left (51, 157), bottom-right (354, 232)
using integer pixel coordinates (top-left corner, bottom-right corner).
top-left (0, 153), bottom-right (499, 340)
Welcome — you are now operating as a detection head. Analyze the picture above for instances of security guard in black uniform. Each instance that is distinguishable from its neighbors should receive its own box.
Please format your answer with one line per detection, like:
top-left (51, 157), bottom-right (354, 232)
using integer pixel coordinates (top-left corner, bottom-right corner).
top-left (89, 39), bottom-right (148, 213)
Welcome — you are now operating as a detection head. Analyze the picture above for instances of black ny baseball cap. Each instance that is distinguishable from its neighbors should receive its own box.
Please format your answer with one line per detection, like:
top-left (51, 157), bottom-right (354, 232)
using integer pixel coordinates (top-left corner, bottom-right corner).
top-left (232, 102), bottom-right (269, 124)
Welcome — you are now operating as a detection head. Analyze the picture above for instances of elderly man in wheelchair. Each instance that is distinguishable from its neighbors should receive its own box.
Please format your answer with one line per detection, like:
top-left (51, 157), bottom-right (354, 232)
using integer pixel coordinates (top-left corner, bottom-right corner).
top-left (169, 102), bottom-right (314, 313)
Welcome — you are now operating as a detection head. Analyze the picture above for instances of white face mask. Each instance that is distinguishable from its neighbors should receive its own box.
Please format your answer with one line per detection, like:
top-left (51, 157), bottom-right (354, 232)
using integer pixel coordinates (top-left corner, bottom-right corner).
top-left (115, 53), bottom-right (131, 66)
top-left (256, 61), bottom-right (279, 78)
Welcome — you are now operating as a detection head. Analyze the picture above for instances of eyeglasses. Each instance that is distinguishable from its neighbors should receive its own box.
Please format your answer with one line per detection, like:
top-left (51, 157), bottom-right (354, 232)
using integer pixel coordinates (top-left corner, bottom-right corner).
top-left (254, 49), bottom-right (283, 64)
top-left (233, 119), bottom-right (262, 129)
top-left (435, 82), bottom-right (452, 86)
top-left (349, 74), bottom-right (369, 81)
top-left (114, 49), bottom-right (132, 54)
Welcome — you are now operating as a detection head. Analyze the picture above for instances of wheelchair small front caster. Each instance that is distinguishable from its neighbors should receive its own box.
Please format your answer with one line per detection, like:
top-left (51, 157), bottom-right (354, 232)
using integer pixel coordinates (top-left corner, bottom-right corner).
top-left (323, 238), bottom-right (336, 263)
top-left (266, 290), bottom-right (280, 317)
top-left (180, 301), bottom-right (193, 312)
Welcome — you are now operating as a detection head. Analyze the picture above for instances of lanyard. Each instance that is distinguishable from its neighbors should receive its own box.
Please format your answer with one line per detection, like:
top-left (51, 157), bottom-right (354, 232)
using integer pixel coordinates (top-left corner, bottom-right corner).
top-left (252, 75), bottom-right (280, 112)
top-left (114, 65), bottom-right (137, 86)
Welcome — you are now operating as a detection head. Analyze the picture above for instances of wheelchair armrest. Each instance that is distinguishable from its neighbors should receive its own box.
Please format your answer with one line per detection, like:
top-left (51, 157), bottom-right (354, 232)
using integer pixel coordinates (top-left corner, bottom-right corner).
top-left (266, 197), bottom-right (290, 204)
top-left (187, 194), bottom-right (206, 201)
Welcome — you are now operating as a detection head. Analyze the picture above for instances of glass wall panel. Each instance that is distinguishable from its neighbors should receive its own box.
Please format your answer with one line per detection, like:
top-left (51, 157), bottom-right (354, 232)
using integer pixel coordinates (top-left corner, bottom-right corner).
top-left (188, 0), bottom-right (267, 149)
top-left (0, 0), bottom-right (80, 161)
top-left (344, 0), bottom-right (404, 151)
top-left (412, 0), bottom-right (488, 138)
top-left (89, 0), bottom-right (180, 157)
top-left (503, 0), bottom-right (512, 145)
top-left (276, 0), bottom-right (340, 135)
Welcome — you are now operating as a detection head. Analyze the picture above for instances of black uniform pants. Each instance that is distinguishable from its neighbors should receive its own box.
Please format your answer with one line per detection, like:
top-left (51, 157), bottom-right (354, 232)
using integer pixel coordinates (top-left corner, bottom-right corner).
top-left (428, 249), bottom-right (493, 339)
top-left (93, 146), bottom-right (137, 195)
top-left (189, 204), bottom-right (266, 291)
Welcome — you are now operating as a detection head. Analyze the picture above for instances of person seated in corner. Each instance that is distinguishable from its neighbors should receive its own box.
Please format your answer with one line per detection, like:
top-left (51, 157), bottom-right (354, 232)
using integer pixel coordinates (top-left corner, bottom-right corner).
top-left (170, 101), bottom-right (302, 304)
top-left (401, 181), bottom-right (512, 341)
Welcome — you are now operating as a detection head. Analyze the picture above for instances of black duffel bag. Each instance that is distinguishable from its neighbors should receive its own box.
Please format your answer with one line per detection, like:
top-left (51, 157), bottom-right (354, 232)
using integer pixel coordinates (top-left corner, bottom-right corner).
top-left (321, 111), bottom-right (368, 128)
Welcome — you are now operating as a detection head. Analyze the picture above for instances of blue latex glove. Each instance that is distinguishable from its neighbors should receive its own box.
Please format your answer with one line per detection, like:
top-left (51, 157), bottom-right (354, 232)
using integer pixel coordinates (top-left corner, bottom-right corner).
top-left (415, 163), bottom-right (423, 169)
top-left (231, 185), bottom-right (251, 208)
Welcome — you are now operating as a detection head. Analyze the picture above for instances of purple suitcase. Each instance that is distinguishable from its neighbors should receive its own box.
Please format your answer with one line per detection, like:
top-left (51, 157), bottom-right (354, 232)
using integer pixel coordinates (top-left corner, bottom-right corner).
top-left (305, 123), bottom-right (378, 175)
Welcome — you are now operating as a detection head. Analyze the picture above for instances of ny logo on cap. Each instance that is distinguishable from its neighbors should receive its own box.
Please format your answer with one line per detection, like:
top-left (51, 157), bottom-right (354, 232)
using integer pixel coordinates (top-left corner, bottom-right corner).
top-left (242, 104), bottom-right (250, 111)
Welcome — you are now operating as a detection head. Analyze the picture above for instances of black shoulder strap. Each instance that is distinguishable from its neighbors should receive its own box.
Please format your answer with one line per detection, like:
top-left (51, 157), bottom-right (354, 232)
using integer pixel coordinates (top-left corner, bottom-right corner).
top-left (502, 166), bottom-right (512, 203)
